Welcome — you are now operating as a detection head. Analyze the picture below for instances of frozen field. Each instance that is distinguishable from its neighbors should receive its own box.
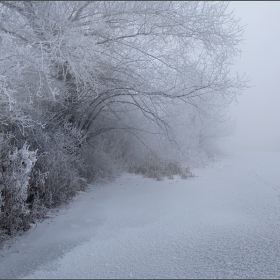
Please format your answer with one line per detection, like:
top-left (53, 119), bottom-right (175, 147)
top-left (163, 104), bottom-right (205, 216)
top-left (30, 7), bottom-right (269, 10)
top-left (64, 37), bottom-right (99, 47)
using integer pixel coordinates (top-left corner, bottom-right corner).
top-left (0, 151), bottom-right (280, 279)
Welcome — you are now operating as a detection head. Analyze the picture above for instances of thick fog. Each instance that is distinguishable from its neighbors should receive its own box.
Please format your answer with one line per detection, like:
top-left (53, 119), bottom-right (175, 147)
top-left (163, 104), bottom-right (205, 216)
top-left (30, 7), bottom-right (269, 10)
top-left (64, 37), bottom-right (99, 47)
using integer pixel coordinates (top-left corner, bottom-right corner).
top-left (228, 1), bottom-right (280, 151)
top-left (1, 4), bottom-right (280, 278)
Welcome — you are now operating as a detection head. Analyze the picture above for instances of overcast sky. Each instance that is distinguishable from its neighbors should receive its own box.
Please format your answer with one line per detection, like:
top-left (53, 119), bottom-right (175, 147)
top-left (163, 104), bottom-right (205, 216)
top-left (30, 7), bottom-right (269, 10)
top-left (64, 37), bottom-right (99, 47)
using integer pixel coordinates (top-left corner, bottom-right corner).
top-left (227, 1), bottom-right (280, 151)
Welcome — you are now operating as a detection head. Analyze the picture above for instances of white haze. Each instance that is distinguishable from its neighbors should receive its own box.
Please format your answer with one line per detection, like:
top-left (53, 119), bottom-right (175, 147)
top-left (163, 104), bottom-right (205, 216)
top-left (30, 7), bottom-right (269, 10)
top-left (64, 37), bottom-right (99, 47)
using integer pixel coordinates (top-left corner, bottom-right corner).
top-left (228, 1), bottom-right (280, 152)
top-left (1, 3), bottom-right (280, 279)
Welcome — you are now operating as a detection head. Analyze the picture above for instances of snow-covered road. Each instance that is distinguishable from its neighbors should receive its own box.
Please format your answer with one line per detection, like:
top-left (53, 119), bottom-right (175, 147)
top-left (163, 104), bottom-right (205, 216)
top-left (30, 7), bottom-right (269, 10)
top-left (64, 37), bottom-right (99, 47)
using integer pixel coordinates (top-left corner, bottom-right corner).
top-left (1, 151), bottom-right (280, 278)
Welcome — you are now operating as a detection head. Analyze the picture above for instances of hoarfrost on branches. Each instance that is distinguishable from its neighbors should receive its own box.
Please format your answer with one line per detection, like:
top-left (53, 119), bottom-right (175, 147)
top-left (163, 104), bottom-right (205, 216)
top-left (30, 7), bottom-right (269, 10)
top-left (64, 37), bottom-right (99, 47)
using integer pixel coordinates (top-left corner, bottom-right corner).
top-left (0, 1), bottom-right (247, 240)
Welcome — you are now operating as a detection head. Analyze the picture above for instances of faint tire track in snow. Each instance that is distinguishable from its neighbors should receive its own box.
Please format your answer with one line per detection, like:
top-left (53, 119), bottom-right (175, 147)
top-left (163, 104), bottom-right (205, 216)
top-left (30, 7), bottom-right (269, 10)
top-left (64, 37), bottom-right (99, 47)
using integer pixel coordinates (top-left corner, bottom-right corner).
top-left (249, 169), bottom-right (280, 203)
top-left (249, 169), bottom-right (280, 190)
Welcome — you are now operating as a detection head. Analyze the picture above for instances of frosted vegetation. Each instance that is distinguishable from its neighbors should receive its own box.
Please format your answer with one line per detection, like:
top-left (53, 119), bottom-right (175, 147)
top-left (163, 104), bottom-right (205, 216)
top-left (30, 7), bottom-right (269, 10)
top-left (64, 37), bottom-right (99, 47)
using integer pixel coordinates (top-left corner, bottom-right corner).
top-left (0, 1), bottom-right (246, 244)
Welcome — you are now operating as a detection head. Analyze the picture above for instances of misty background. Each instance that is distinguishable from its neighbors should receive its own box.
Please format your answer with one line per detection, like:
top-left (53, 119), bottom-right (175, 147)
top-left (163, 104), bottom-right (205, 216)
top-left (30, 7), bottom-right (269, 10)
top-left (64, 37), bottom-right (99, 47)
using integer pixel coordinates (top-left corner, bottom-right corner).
top-left (0, 1), bottom-right (278, 247)
top-left (228, 1), bottom-right (280, 151)
top-left (1, 3), bottom-right (280, 279)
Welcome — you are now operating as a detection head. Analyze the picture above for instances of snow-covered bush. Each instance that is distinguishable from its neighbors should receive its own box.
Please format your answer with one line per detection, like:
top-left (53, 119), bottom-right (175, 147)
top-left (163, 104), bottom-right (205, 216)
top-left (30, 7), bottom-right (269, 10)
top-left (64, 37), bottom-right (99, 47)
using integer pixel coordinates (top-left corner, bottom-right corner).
top-left (131, 156), bottom-right (194, 181)
top-left (0, 141), bottom-right (37, 235)
top-left (27, 123), bottom-right (88, 209)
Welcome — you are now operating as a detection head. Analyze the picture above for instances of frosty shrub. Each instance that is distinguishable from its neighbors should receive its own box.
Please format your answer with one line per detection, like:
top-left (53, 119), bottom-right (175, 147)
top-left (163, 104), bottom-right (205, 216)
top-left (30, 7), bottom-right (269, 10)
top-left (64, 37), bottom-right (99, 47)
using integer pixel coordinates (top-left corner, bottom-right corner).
top-left (0, 141), bottom-right (37, 236)
top-left (130, 155), bottom-right (194, 181)
top-left (28, 151), bottom-right (82, 208)
top-left (27, 124), bottom-right (88, 210)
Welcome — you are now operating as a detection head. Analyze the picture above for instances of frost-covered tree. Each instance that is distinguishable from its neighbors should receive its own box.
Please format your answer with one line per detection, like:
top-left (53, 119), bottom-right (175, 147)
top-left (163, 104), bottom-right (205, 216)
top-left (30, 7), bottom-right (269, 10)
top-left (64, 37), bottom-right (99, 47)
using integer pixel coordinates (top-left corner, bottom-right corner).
top-left (0, 1), bottom-right (245, 136)
top-left (0, 1), bottom-right (246, 238)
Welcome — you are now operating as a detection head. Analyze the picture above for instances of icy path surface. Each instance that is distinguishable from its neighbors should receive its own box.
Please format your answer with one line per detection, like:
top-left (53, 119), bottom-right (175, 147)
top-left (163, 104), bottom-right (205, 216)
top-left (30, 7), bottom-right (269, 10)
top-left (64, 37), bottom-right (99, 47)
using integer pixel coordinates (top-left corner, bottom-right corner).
top-left (1, 151), bottom-right (280, 279)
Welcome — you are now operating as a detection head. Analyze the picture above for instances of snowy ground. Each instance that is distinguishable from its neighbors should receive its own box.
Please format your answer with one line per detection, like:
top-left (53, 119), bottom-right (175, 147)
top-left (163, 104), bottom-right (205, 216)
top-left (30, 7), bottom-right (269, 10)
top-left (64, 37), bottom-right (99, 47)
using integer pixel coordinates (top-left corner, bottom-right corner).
top-left (0, 151), bottom-right (280, 279)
